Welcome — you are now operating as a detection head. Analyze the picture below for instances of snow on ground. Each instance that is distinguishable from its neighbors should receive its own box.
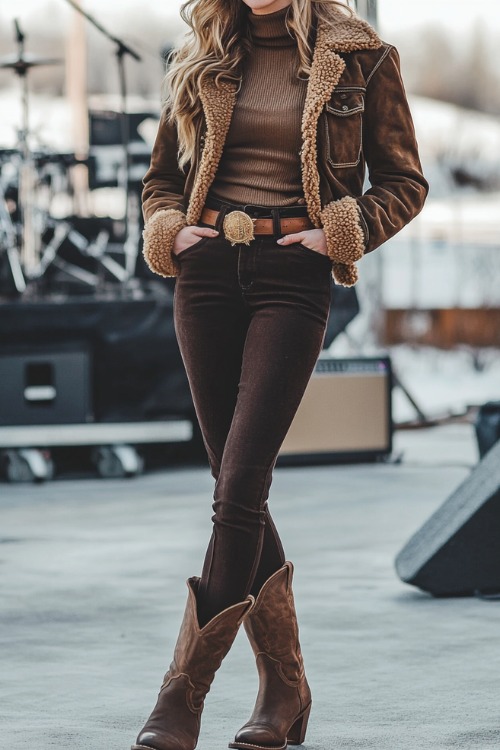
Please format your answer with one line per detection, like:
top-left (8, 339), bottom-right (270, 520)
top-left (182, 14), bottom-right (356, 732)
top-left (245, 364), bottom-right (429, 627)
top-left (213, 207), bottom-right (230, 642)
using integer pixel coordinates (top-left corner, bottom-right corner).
top-left (326, 339), bottom-right (500, 425)
top-left (382, 97), bottom-right (500, 310)
top-left (408, 192), bottom-right (500, 246)
top-left (388, 345), bottom-right (500, 423)
top-left (410, 94), bottom-right (500, 172)
top-left (380, 230), bottom-right (500, 309)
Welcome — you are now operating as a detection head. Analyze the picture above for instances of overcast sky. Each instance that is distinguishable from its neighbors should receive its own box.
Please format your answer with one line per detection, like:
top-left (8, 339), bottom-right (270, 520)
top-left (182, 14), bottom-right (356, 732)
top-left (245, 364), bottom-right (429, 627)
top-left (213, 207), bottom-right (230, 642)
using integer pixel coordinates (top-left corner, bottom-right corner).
top-left (1, 0), bottom-right (500, 36)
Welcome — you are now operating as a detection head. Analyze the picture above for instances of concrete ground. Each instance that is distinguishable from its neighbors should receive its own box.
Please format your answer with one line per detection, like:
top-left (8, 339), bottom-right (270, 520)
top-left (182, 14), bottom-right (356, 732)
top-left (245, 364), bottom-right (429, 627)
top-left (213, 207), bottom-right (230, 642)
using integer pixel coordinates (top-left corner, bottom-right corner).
top-left (1, 424), bottom-right (499, 750)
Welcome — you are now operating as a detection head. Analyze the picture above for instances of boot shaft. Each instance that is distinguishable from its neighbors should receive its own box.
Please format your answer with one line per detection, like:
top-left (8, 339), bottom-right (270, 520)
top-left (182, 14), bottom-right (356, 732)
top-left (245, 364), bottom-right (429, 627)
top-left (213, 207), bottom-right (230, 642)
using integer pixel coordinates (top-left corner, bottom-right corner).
top-left (229, 562), bottom-right (312, 750)
top-left (244, 562), bottom-right (304, 683)
top-left (133, 578), bottom-right (255, 750)
top-left (168, 577), bottom-right (254, 699)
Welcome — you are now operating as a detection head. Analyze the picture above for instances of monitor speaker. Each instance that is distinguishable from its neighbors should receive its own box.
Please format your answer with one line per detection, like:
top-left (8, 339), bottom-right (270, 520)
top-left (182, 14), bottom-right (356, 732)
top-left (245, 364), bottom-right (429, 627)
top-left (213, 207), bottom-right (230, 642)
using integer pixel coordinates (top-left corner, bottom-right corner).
top-left (395, 440), bottom-right (500, 597)
top-left (277, 356), bottom-right (392, 464)
top-left (0, 343), bottom-right (92, 426)
top-left (475, 401), bottom-right (500, 458)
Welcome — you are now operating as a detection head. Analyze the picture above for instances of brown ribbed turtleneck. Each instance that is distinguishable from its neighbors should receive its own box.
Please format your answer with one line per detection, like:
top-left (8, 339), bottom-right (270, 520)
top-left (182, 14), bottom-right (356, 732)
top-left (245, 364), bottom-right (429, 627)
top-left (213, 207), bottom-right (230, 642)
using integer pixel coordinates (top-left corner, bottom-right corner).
top-left (208, 6), bottom-right (308, 207)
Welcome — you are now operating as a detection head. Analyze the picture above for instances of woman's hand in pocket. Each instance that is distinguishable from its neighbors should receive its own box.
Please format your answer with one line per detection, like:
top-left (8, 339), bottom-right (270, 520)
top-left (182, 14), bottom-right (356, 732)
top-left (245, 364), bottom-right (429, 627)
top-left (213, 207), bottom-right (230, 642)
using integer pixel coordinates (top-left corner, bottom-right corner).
top-left (277, 228), bottom-right (328, 256)
top-left (173, 225), bottom-right (219, 257)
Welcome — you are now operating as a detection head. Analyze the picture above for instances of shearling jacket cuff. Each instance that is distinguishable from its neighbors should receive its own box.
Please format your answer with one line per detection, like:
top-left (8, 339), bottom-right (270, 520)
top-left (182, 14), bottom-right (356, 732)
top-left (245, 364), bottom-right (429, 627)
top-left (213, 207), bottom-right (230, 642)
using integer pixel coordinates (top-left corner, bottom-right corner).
top-left (142, 208), bottom-right (188, 278)
top-left (320, 196), bottom-right (367, 287)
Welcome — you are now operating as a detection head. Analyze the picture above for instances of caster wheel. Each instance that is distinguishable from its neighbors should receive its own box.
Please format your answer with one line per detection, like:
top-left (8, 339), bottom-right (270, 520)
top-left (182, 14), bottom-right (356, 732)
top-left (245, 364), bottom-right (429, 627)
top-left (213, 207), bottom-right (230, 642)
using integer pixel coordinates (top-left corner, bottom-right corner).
top-left (2, 448), bottom-right (54, 483)
top-left (91, 444), bottom-right (144, 478)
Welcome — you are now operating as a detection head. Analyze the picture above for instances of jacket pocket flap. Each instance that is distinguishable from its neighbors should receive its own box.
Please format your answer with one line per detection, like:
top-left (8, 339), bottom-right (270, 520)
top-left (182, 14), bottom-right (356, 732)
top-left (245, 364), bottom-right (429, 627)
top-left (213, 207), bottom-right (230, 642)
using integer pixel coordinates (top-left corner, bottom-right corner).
top-left (326, 91), bottom-right (365, 117)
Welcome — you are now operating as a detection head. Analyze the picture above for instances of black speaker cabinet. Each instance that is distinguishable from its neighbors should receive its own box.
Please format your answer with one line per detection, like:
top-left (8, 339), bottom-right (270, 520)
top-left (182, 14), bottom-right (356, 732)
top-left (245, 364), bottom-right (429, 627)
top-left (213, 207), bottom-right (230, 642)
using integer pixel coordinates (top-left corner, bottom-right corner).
top-left (0, 344), bottom-right (92, 426)
top-left (277, 356), bottom-right (392, 464)
top-left (395, 440), bottom-right (500, 597)
top-left (475, 400), bottom-right (500, 458)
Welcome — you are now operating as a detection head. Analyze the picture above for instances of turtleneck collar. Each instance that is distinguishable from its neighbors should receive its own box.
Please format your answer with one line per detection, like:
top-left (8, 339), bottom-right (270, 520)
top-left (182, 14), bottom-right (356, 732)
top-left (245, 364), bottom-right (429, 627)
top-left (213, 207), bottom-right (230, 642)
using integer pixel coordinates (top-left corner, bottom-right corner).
top-left (247, 6), bottom-right (296, 48)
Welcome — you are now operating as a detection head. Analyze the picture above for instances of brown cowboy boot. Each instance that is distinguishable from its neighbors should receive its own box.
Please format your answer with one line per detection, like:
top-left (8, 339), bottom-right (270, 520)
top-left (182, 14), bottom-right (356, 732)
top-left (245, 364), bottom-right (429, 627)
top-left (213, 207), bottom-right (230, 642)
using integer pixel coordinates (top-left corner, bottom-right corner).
top-left (229, 561), bottom-right (312, 750)
top-left (132, 576), bottom-right (254, 750)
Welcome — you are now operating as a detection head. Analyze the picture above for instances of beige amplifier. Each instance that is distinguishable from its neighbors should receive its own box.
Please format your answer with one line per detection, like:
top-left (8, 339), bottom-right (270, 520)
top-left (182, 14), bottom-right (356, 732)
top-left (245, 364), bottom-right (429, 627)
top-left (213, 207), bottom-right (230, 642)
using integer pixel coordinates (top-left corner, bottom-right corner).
top-left (278, 356), bottom-right (392, 464)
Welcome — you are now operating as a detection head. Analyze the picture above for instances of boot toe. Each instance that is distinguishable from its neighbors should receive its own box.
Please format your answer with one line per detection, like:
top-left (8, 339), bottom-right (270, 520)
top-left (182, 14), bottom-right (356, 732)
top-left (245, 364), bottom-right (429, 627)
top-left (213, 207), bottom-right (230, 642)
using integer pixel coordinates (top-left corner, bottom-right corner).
top-left (132, 730), bottom-right (165, 750)
top-left (232, 724), bottom-right (285, 750)
top-left (132, 730), bottom-right (186, 750)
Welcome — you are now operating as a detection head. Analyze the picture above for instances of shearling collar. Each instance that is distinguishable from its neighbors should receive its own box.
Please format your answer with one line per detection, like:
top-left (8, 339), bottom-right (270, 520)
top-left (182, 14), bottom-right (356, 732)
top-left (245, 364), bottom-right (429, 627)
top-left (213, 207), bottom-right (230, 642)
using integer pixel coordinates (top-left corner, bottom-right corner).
top-left (317, 10), bottom-right (383, 52)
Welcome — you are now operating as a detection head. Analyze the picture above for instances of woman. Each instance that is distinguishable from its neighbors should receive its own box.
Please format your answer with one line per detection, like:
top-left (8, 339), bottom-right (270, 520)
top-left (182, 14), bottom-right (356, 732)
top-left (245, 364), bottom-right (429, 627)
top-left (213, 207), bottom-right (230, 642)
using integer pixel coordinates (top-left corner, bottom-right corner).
top-left (132, 1), bottom-right (428, 749)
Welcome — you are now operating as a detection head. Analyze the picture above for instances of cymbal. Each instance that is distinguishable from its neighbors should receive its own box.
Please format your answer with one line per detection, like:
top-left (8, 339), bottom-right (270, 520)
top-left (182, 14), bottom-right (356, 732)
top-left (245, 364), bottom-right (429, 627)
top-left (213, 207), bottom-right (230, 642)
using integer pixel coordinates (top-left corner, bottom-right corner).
top-left (0, 53), bottom-right (63, 73)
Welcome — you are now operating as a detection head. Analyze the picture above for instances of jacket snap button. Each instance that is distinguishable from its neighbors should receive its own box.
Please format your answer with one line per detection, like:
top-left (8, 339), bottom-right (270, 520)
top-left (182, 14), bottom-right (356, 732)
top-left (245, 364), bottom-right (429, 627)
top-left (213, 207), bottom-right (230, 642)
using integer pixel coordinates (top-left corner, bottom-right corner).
top-left (342, 105), bottom-right (348, 111)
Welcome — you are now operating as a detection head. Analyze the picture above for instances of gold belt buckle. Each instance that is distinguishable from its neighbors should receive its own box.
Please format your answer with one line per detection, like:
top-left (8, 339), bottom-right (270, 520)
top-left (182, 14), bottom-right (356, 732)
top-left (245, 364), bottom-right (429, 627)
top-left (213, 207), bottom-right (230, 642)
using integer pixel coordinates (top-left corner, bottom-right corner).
top-left (223, 210), bottom-right (255, 246)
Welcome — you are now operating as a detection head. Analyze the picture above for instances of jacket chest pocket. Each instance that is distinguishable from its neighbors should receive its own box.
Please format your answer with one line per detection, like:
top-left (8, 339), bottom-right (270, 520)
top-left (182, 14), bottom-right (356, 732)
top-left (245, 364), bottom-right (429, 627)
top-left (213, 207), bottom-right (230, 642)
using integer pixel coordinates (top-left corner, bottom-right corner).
top-left (323, 89), bottom-right (365, 168)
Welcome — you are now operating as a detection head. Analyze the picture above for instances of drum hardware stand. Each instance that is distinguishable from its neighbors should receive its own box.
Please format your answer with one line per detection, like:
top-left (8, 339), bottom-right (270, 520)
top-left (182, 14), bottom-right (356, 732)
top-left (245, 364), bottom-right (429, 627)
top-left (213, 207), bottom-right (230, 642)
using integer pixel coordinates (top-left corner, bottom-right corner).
top-left (63, 224), bottom-right (134, 284)
top-left (0, 15), bottom-right (142, 294)
top-left (0, 158), bottom-right (26, 294)
top-left (48, 255), bottom-right (99, 289)
top-left (26, 218), bottom-right (132, 288)
top-left (0, 21), bottom-right (64, 293)
top-left (63, 0), bottom-right (142, 284)
top-left (6, 20), bottom-right (63, 276)
top-left (123, 190), bottom-right (141, 279)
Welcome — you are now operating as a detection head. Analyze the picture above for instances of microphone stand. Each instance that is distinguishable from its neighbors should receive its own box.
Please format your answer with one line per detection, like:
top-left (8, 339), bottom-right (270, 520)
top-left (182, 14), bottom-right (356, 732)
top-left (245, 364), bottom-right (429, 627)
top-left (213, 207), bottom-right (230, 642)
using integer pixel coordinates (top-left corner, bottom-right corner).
top-left (12, 19), bottom-right (36, 280)
top-left (62, 0), bottom-right (142, 246)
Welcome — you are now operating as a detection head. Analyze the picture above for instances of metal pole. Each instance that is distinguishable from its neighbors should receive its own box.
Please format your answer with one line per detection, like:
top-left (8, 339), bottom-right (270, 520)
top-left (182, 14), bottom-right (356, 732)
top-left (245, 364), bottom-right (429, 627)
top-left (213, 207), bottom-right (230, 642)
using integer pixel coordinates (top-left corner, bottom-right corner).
top-left (355, 0), bottom-right (378, 28)
top-left (65, 1), bottom-right (89, 215)
top-left (350, 0), bottom-right (384, 352)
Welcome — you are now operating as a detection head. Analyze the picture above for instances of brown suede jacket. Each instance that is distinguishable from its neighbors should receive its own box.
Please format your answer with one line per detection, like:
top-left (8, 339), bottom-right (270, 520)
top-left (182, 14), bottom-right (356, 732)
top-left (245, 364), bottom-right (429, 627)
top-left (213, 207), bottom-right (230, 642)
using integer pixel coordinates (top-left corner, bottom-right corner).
top-left (142, 11), bottom-right (429, 287)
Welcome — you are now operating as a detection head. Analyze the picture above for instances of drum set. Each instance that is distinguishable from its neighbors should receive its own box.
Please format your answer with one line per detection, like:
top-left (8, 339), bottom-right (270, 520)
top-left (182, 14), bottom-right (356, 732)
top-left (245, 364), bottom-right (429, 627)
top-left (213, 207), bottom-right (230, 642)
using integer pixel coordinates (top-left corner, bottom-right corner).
top-left (0, 20), bottom-right (143, 297)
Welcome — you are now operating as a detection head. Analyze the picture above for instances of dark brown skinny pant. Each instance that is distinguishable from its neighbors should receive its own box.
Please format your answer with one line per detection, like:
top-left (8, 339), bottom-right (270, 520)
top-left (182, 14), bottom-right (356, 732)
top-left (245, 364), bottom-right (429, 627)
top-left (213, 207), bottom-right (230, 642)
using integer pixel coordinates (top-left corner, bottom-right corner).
top-left (173, 229), bottom-right (332, 626)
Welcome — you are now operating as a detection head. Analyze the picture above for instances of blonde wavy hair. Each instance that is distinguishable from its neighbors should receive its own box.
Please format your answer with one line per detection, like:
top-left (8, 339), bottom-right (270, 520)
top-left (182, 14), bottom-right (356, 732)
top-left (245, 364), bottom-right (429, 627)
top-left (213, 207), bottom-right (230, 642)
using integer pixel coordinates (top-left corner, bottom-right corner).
top-left (164, 0), bottom-right (354, 169)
